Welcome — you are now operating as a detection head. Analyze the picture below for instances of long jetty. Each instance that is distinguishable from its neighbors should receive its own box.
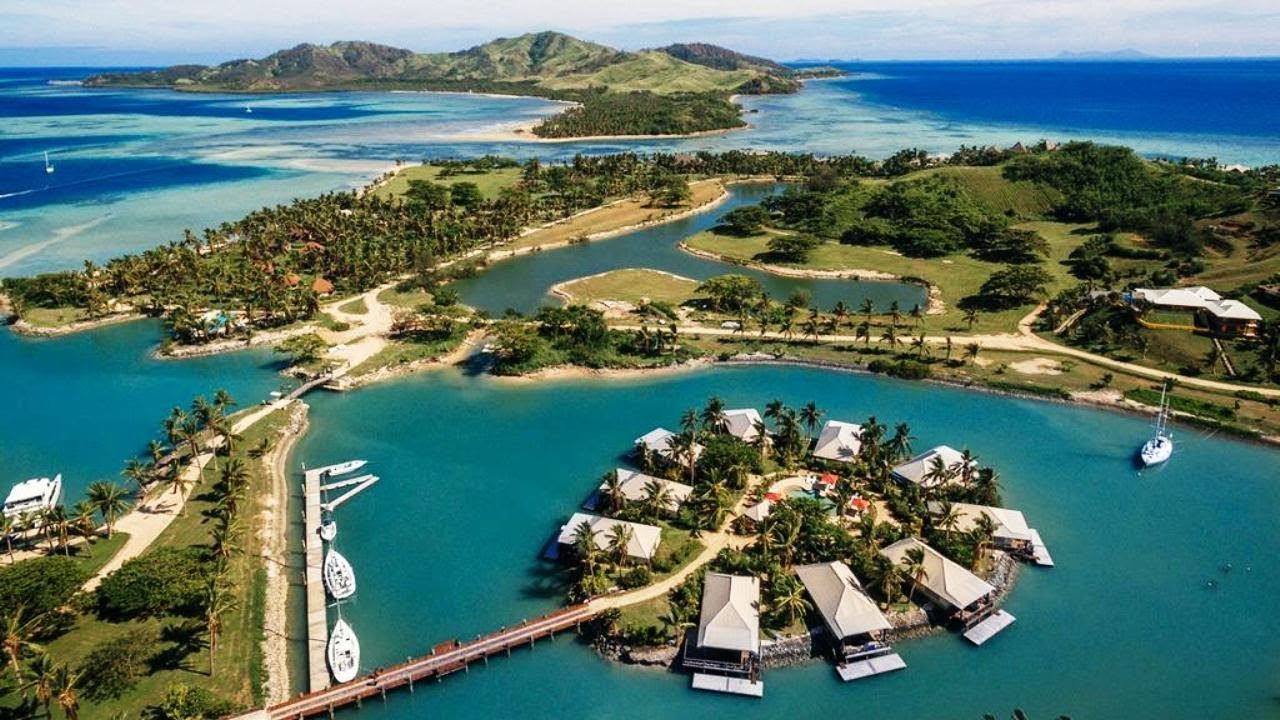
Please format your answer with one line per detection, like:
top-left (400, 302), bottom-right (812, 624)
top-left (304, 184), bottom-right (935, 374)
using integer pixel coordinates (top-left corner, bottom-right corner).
top-left (301, 468), bottom-right (330, 694)
top-left (242, 604), bottom-right (595, 719)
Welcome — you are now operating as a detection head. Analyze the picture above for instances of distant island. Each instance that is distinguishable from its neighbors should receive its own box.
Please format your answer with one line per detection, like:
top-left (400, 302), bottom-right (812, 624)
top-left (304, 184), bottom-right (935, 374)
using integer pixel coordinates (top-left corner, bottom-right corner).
top-left (1055, 49), bottom-right (1155, 60)
top-left (85, 32), bottom-right (843, 138)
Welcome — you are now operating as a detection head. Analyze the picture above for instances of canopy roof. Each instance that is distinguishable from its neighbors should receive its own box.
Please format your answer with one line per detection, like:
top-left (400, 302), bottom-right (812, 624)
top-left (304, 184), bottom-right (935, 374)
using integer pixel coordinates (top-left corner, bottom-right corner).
top-left (928, 501), bottom-right (1032, 542)
top-left (697, 573), bottom-right (761, 654)
top-left (601, 469), bottom-right (693, 511)
top-left (891, 445), bottom-right (969, 487)
top-left (795, 561), bottom-right (891, 640)
top-left (812, 420), bottom-right (863, 463)
top-left (556, 512), bottom-right (662, 561)
top-left (723, 408), bottom-right (764, 442)
top-left (634, 427), bottom-right (704, 463)
top-left (880, 537), bottom-right (994, 610)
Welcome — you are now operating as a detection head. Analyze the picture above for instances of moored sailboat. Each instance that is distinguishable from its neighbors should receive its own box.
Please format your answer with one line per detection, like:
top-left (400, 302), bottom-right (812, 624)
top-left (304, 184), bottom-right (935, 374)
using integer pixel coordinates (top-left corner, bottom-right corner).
top-left (1139, 382), bottom-right (1174, 466)
top-left (324, 548), bottom-right (356, 599)
top-left (327, 618), bottom-right (360, 683)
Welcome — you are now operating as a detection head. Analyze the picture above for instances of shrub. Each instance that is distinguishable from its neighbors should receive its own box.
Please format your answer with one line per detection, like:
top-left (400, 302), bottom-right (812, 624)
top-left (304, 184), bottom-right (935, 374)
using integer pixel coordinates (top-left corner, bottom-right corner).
top-left (867, 359), bottom-right (932, 380)
top-left (618, 566), bottom-right (653, 589)
top-left (0, 556), bottom-right (89, 618)
top-left (152, 683), bottom-right (238, 720)
top-left (96, 547), bottom-right (207, 619)
top-left (79, 629), bottom-right (159, 700)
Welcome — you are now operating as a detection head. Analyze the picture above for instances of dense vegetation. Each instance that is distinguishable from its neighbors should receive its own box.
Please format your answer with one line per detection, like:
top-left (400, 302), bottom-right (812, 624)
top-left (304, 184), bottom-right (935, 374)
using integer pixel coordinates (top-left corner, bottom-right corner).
top-left (488, 304), bottom-right (697, 375)
top-left (532, 90), bottom-right (745, 138)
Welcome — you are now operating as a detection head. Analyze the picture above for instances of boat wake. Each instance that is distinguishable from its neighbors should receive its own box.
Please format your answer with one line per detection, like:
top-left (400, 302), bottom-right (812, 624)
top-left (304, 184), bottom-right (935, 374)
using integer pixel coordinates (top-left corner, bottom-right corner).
top-left (0, 189), bottom-right (38, 200)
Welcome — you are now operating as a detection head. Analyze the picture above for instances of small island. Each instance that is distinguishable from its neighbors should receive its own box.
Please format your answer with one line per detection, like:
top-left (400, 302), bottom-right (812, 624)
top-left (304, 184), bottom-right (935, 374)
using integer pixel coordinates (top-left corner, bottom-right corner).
top-left (83, 32), bottom-right (813, 139)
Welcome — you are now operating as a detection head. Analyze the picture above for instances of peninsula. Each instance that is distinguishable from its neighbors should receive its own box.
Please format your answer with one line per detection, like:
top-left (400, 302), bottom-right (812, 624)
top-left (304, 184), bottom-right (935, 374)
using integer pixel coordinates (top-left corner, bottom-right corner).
top-left (84, 32), bottom-right (829, 138)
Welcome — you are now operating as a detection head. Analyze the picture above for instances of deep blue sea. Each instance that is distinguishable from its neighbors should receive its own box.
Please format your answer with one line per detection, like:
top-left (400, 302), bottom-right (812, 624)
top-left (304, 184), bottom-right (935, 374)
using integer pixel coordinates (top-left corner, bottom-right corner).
top-left (1, 60), bottom-right (1278, 276)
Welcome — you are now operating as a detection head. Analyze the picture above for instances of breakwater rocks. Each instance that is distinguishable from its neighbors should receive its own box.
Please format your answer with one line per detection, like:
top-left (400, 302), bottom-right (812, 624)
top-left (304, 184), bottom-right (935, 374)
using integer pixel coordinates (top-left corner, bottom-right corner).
top-left (761, 631), bottom-right (822, 669)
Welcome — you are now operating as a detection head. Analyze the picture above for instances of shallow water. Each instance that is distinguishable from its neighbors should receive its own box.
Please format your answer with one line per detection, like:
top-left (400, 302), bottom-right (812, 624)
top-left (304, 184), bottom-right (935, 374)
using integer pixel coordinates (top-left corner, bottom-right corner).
top-left (295, 364), bottom-right (1280, 719)
top-left (452, 182), bottom-right (926, 315)
top-left (4, 60), bottom-right (1279, 276)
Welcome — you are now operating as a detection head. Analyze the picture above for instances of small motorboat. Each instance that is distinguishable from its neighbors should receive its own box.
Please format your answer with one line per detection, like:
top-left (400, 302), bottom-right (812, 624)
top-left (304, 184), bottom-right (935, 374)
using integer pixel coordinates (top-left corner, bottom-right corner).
top-left (327, 618), bottom-right (360, 683)
top-left (323, 549), bottom-right (356, 600)
top-left (315, 459), bottom-right (367, 479)
top-left (1138, 382), bottom-right (1174, 467)
top-left (319, 518), bottom-right (337, 542)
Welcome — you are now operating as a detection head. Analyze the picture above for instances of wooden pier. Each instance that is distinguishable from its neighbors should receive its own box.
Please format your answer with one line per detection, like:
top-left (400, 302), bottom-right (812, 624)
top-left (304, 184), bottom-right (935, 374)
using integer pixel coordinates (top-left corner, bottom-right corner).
top-left (242, 604), bottom-right (595, 720)
top-left (302, 468), bottom-right (330, 693)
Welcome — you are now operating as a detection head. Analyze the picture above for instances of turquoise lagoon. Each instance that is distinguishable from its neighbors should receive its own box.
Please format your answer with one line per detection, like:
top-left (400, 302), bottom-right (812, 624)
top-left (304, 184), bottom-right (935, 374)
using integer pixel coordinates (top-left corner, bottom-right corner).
top-left (452, 182), bottom-right (926, 315)
top-left (295, 364), bottom-right (1280, 719)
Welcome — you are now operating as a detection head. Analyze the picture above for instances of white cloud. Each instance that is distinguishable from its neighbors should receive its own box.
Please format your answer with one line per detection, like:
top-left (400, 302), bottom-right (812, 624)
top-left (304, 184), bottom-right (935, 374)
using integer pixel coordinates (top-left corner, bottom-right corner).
top-left (1, 0), bottom-right (1277, 61)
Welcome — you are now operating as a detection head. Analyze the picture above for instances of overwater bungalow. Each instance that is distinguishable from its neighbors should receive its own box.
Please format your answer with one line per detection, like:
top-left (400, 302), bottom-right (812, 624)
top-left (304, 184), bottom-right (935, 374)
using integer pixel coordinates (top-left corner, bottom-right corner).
top-left (927, 501), bottom-right (1053, 566)
top-left (891, 445), bottom-right (972, 488)
top-left (684, 573), bottom-right (764, 697)
top-left (879, 537), bottom-right (1015, 645)
top-left (594, 468), bottom-right (693, 513)
top-left (723, 408), bottom-right (765, 443)
top-left (794, 561), bottom-right (906, 682)
top-left (552, 512), bottom-right (662, 563)
top-left (634, 427), bottom-right (704, 466)
top-left (811, 420), bottom-right (863, 463)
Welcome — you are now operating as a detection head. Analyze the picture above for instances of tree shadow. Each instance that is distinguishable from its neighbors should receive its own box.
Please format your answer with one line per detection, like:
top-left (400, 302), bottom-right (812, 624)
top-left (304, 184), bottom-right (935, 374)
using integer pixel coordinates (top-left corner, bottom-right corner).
top-left (148, 620), bottom-right (208, 676)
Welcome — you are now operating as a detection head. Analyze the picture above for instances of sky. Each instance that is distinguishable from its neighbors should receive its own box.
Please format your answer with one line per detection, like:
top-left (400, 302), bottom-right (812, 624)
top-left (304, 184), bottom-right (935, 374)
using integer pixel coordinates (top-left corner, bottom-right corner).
top-left (1, 0), bottom-right (1278, 65)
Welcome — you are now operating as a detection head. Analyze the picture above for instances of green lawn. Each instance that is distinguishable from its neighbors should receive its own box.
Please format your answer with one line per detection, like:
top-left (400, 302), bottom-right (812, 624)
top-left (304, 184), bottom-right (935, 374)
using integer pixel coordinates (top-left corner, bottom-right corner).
top-left (908, 165), bottom-right (1064, 217)
top-left (557, 269), bottom-right (699, 306)
top-left (376, 284), bottom-right (435, 310)
top-left (336, 296), bottom-right (368, 315)
top-left (683, 221), bottom-right (1090, 334)
top-left (17, 305), bottom-right (91, 327)
top-left (371, 164), bottom-right (523, 202)
top-left (347, 328), bottom-right (470, 379)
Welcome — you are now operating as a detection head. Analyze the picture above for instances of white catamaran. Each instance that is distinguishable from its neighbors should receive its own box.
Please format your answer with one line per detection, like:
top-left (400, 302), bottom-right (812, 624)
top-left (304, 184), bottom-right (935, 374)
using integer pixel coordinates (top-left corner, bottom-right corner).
top-left (323, 548), bottom-right (356, 600)
top-left (1139, 382), bottom-right (1174, 467)
top-left (3, 474), bottom-right (63, 522)
top-left (327, 617), bottom-right (360, 683)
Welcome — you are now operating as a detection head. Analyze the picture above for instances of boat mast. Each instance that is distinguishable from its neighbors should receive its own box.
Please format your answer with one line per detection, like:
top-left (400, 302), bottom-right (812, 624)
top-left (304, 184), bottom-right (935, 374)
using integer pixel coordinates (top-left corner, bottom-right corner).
top-left (1155, 381), bottom-right (1169, 438)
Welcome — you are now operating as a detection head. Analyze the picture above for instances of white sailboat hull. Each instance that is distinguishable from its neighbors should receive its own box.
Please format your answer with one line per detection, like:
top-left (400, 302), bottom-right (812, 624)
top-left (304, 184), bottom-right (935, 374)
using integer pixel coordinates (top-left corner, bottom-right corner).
top-left (327, 618), bottom-right (360, 684)
top-left (323, 549), bottom-right (356, 600)
top-left (313, 460), bottom-right (366, 478)
top-left (319, 520), bottom-right (337, 542)
top-left (1140, 436), bottom-right (1173, 466)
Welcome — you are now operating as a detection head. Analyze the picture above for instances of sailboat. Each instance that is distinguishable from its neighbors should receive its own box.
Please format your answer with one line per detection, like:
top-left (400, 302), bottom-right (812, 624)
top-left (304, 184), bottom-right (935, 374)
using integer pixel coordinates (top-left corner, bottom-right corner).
top-left (327, 617), bottom-right (360, 683)
top-left (323, 548), bottom-right (356, 600)
top-left (43, 152), bottom-right (54, 174)
top-left (1139, 382), bottom-right (1174, 466)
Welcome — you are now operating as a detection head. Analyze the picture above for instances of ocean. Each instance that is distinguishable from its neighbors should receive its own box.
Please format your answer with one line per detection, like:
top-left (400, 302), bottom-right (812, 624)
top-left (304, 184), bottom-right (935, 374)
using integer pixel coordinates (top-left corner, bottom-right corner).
top-left (1, 59), bottom-right (1278, 276)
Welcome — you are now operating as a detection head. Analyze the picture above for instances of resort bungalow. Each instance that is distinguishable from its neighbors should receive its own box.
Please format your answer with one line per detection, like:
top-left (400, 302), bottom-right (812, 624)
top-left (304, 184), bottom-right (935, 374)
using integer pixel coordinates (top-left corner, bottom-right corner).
top-left (891, 446), bottom-right (971, 489)
top-left (552, 512), bottom-right (662, 564)
top-left (684, 573), bottom-right (764, 697)
top-left (595, 468), bottom-right (693, 513)
top-left (723, 408), bottom-right (765, 443)
top-left (1132, 286), bottom-right (1263, 338)
top-left (634, 427), bottom-right (704, 466)
top-left (794, 561), bottom-right (905, 682)
top-left (879, 537), bottom-right (1014, 646)
top-left (811, 420), bottom-right (863, 463)
top-left (927, 501), bottom-right (1054, 566)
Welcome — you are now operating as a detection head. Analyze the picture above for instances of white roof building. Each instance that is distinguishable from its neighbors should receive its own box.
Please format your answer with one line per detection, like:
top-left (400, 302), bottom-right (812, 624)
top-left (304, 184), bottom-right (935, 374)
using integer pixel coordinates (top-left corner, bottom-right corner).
top-left (1206, 299), bottom-right (1262, 321)
top-left (634, 427), bottom-right (704, 464)
top-left (928, 501), bottom-right (1032, 544)
top-left (812, 420), bottom-right (863, 463)
top-left (880, 537), bottom-right (994, 611)
top-left (795, 561), bottom-right (891, 640)
top-left (741, 499), bottom-right (771, 524)
top-left (1134, 286), bottom-right (1261, 322)
top-left (891, 446), bottom-right (971, 488)
top-left (556, 512), bottom-right (663, 562)
top-left (600, 469), bottom-right (693, 511)
top-left (697, 573), bottom-right (761, 654)
top-left (723, 409), bottom-right (764, 443)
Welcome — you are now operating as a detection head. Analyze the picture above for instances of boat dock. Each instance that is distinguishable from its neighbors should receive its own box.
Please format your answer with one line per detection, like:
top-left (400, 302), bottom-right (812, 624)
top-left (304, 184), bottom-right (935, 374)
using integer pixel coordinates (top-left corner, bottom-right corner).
top-left (302, 467), bottom-right (330, 693)
top-left (323, 474), bottom-right (379, 512)
top-left (963, 609), bottom-right (1016, 646)
top-left (239, 604), bottom-right (596, 719)
top-left (1029, 529), bottom-right (1054, 567)
top-left (836, 652), bottom-right (907, 682)
top-left (691, 673), bottom-right (764, 698)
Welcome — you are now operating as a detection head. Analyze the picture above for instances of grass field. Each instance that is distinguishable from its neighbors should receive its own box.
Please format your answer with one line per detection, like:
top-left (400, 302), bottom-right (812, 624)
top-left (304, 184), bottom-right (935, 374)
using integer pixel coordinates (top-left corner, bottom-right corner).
top-left (347, 327), bottom-right (470, 379)
top-left (503, 179), bottom-right (725, 253)
top-left (557, 269), bottom-right (699, 306)
top-left (370, 164), bottom-right (523, 202)
top-left (17, 409), bottom-right (294, 719)
top-left (910, 165), bottom-right (1064, 218)
top-left (336, 296), bottom-right (368, 315)
top-left (18, 305), bottom-right (91, 327)
top-left (683, 220), bottom-right (1090, 334)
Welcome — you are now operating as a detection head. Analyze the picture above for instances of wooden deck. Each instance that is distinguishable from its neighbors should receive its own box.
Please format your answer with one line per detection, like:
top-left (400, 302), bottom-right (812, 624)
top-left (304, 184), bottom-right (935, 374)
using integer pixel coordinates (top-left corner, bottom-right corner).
top-left (242, 604), bottom-right (595, 720)
top-left (302, 468), bottom-right (330, 693)
top-left (1029, 529), bottom-right (1054, 567)
top-left (836, 652), bottom-right (906, 682)
top-left (963, 609), bottom-right (1016, 646)
top-left (691, 673), bottom-right (764, 697)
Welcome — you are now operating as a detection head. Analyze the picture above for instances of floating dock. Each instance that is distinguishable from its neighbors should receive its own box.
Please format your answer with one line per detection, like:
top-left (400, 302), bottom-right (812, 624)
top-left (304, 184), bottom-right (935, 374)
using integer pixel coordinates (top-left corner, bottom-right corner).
top-left (323, 475), bottom-right (379, 512)
top-left (302, 467), bottom-right (330, 693)
top-left (964, 609), bottom-right (1016, 646)
top-left (691, 673), bottom-right (764, 698)
top-left (1029, 529), bottom-right (1054, 567)
top-left (836, 652), bottom-right (907, 682)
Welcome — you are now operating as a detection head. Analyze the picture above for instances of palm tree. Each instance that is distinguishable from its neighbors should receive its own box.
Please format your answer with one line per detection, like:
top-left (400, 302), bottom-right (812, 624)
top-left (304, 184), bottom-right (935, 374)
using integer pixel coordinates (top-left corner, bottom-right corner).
top-left (701, 396), bottom-right (728, 434)
top-left (855, 321), bottom-right (871, 346)
top-left (970, 514), bottom-right (997, 571)
top-left (210, 520), bottom-right (239, 560)
top-left (901, 547), bottom-right (929, 605)
top-left (668, 431), bottom-right (699, 485)
top-left (958, 448), bottom-right (978, 485)
top-left (964, 342), bottom-right (981, 364)
top-left (923, 455), bottom-right (957, 490)
top-left (963, 308), bottom-right (979, 330)
top-left (70, 502), bottom-right (97, 553)
top-left (204, 576), bottom-right (238, 677)
top-left (606, 523), bottom-right (634, 567)
top-left (121, 458), bottom-right (151, 498)
top-left (3, 607), bottom-right (42, 702)
top-left (885, 422), bottom-right (913, 463)
top-left (86, 481), bottom-right (129, 538)
top-left (872, 554), bottom-right (901, 604)
top-left (935, 500), bottom-right (960, 539)
top-left (54, 664), bottom-right (83, 720)
top-left (0, 514), bottom-right (15, 564)
top-left (600, 470), bottom-right (625, 514)
top-left (831, 301), bottom-right (850, 328)
top-left (763, 399), bottom-right (786, 422)
top-left (859, 298), bottom-right (875, 324)
top-left (889, 300), bottom-right (902, 328)
top-left (25, 651), bottom-right (56, 719)
top-left (799, 401), bottom-right (824, 443)
top-left (146, 439), bottom-right (166, 466)
top-left (570, 519), bottom-right (600, 575)
top-left (880, 325), bottom-right (900, 348)
top-left (641, 479), bottom-right (674, 520)
top-left (944, 336), bottom-right (954, 361)
top-left (164, 462), bottom-right (193, 501)
top-left (911, 333), bottom-right (930, 358)
top-left (220, 459), bottom-right (250, 502)
top-left (679, 407), bottom-right (699, 435)
top-left (910, 303), bottom-right (923, 328)
top-left (770, 580), bottom-right (812, 626)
